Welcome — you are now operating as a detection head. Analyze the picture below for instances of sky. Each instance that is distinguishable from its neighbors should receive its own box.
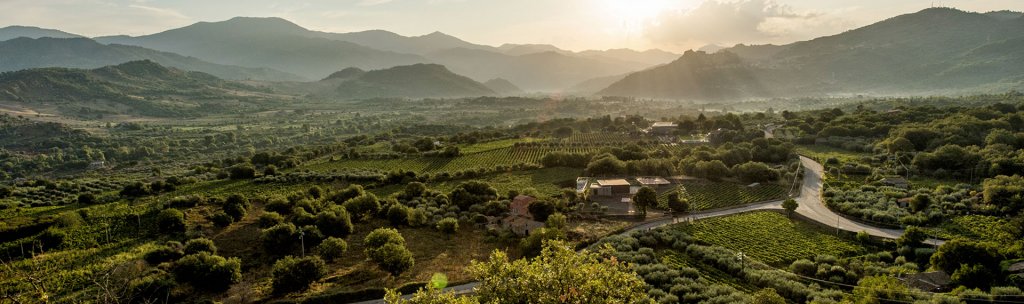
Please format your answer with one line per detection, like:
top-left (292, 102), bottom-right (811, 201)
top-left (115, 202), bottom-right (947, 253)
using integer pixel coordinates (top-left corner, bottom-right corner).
top-left (2, 0), bottom-right (1024, 52)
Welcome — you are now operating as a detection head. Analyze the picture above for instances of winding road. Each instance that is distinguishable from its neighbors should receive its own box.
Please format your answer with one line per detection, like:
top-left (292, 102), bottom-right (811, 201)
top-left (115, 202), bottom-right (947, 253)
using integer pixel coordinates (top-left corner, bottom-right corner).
top-left (349, 156), bottom-right (941, 303)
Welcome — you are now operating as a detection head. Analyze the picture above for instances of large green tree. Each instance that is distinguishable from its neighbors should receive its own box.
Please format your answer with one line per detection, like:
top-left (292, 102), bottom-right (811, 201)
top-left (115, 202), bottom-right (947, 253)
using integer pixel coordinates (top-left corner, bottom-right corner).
top-left (632, 187), bottom-right (657, 217)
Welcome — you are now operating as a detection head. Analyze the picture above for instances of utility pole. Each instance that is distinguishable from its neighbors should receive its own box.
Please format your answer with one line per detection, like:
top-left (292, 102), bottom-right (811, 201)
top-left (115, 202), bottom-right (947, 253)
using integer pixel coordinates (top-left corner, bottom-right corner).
top-left (736, 252), bottom-right (746, 272)
top-left (299, 231), bottom-right (306, 257)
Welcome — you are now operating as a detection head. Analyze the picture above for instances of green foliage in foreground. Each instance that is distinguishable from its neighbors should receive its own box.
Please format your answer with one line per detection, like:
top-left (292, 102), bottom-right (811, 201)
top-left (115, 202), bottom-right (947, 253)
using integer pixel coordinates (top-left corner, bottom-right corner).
top-left (386, 240), bottom-right (652, 304)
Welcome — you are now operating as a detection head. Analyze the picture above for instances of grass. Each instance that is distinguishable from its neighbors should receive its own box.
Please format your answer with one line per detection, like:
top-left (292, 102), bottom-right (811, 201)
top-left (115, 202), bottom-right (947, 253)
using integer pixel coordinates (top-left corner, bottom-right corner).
top-left (672, 211), bottom-right (866, 266)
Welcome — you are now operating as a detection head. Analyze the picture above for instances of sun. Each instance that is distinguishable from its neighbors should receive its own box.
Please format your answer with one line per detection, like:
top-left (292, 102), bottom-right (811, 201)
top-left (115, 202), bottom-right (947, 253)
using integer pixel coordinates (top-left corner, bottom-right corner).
top-left (603, 0), bottom-right (676, 32)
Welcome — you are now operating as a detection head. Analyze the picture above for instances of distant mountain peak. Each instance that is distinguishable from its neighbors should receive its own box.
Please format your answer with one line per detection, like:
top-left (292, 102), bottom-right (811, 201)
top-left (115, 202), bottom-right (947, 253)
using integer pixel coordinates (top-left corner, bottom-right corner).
top-left (0, 25), bottom-right (83, 41)
top-left (322, 67), bottom-right (366, 81)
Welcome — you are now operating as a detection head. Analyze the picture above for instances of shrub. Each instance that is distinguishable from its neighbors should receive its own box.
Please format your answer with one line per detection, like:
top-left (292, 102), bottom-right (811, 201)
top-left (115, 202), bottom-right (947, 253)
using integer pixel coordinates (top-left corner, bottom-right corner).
top-left (329, 184), bottom-right (365, 204)
top-left (223, 194), bottom-right (249, 220)
top-left (77, 193), bottom-right (97, 205)
top-left (259, 212), bottom-right (285, 228)
top-left (156, 209), bottom-right (186, 233)
top-left (364, 228), bottom-right (405, 250)
top-left (210, 211), bottom-right (234, 227)
top-left (407, 208), bottom-right (428, 227)
top-left (272, 256), bottom-right (328, 294)
top-left (315, 237), bottom-right (348, 262)
top-left (528, 200), bottom-right (556, 222)
top-left (228, 163), bottom-right (256, 179)
top-left (343, 194), bottom-right (381, 219)
top-left (261, 223), bottom-right (297, 255)
top-left (173, 252), bottom-right (241, 291)
top-left (265, 197), bottom-right (292, 214)
top-left (368, 243), bottom-right (415, 276)
top-left (387, 204), bottom-right (410, 226)
top-left (144, 245), bottom-right (183, 265)
top-left (315, 206), bottom-right (354, 238)
top-left (183, 238), bottom-right (217, 255)
top-left (436, 217), bottom-right (458, 237)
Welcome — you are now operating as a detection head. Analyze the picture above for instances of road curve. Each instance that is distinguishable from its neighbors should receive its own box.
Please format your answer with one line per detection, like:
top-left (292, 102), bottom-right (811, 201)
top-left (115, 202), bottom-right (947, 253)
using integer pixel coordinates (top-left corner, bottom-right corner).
top-left (348, 156), bottom-right (941, 303)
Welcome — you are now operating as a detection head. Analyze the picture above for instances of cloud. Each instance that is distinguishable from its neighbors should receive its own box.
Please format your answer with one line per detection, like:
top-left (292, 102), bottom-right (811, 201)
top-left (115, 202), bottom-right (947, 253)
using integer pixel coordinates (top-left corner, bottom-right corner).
top-left (645, 0), bottom-right (853, 48)
top-left (357, 0), bottom-right (392, 6)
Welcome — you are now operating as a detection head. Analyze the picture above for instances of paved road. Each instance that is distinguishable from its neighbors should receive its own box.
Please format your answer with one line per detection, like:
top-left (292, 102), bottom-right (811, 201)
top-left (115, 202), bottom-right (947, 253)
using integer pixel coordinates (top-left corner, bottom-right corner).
top-left (350, 156), bottom-right (941, 303)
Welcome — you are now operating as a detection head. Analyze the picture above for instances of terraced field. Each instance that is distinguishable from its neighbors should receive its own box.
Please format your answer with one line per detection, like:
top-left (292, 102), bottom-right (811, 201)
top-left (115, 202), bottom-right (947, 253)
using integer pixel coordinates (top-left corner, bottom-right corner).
top-left (672, 211), bottom-right (865, 266)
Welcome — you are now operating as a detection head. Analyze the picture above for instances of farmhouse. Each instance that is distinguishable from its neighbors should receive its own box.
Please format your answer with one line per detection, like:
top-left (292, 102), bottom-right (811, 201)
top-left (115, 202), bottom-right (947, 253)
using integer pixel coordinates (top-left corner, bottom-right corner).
top-left (901, 271), bottom-right (951, 292)
top-left (591, 179), bottom-right (631, 197)
top-left (650, 122), bottom-right (678, 135)
top-left (502, 195), bottom-right (544, 236)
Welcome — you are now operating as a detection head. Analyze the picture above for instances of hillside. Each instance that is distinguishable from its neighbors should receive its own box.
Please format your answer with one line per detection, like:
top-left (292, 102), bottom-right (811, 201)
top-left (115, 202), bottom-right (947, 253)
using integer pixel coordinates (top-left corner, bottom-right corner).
top-left (601, 8), bottom-right (1024, 99)
top-left (0, 61), bottom-right (273, 117)
top-left (483, 78), bottom-right (523, 95)
top-left (95, 17), bottom-right (428, 79)
top-left (0, 26), bottom-right (82, 41)
top-left (0, 37), bottom-right (304, 81)
top-left (318, 64), bottom-right (495, 99)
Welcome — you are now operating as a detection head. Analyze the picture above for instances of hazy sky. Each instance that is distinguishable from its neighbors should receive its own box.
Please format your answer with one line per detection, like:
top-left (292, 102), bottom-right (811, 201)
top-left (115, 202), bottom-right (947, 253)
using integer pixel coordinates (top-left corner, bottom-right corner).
top-left (3, 0), bottom-right (1023, 52)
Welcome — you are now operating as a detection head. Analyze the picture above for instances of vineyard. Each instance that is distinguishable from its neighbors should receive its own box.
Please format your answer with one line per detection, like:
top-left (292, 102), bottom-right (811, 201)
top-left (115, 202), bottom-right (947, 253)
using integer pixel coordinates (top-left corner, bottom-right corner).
top-left (305, 146), bottom-right (606, 174)
top-left (672, 211), bottom-right (865, 266)
top-left (661, 250), bottom-right (755, 292)
top-left (658, 181), bottom-right (789, 211)
top-left (370, 168), bottom-right (581, 198)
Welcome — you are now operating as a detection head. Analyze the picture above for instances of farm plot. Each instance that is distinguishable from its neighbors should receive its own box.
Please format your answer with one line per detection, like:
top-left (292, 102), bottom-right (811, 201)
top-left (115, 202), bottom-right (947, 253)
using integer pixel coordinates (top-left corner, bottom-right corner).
top-left (306, 146), bottom-right (604, 174)
top-left (679, 181), bottom-right (788, 211)
top-left (661, 250), bottom-right (755, 292)
top-left (672, 211), bottom-right (864, 266)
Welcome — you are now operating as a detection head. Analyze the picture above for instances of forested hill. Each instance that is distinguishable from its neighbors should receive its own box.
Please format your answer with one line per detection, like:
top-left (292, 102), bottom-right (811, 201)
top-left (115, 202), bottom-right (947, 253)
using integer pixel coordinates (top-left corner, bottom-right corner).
top-left (319, 64), bottom-right (496, 99)
top-left (600, 8), bottom-right (1024, 100)
top-left (0, 60), bottom-right (276, 117)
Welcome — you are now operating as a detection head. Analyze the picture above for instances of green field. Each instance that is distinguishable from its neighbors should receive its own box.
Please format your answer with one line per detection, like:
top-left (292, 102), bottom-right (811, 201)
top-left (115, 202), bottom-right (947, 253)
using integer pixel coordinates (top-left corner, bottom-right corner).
top-left (371, 167), bottom-right (582, 198)
top-left (673, 211), bottom-right (865, 266)
top-left (659, 181), bottom-right (789, 211)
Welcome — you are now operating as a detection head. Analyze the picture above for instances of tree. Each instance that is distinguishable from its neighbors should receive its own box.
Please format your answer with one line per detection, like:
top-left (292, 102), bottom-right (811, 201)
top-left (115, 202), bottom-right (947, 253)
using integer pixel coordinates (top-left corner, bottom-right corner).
top-left (315, 205), bottom-right (354, 238)
top-left (223, 194), bottom-right (249, 221)
top-left (586, 154), bottom-right (626, 176)
top-left (528, 200), bottom-right (556, 222)
top-left (469, 241), bottom-right (651, 303)
top-left (982, 175), bottom-right (1024, 214)
top-left (315, 237), bottom-right (347, 262)
top-left (261, 223), bottom-right (297, 255)
top-left (733, 162), bottom-right (779, 183)
top-left (401, 182), bottom-right (427, 199)
top-left (667, 193), bottom-right (689, 216)
top-left (77, 193), bottom-right (97, 205)
top-left (632, 187), bottom-right (657, 217)
top-left (329, 184), bottom-right (365, 204)
top-left (554, 126), bottom-right (574, 138)
top-left (782, 199), bottom-right (798, 217)
top-left (951, 264), bottom-right (994, 289)
top-left (183, 238), bottom-right (217, 255)
top-left (364, 228), bottom-right (415, 276)
top-left (369, 243), bottom-right (415, 276)
top-left (449, 181), bottom-right (498, 210)
top-left (343, 193), bottom-right (381, 220)
top-left (909, 194), bottom-right (930, 213)
top-left (384, 286), bottom-right (479, 304)
top-left (0, 186), bottom-right (11, 198)
top-left (896, 226), bottom-right (927, 248)
top-left (272, 255), bottom-right (328, 294)
top-left (228, 163), bottom-right (256, 179)
top-left (386, 204), bottom-right (411, 226)
top-left (852, 276), bottom-right (916, 304)
top-left (930, 240), bottom-right (1002, 274)
top-left (156, 209), bottom-right (186, 233)
top-left (751, 288), bottom-right (786, 304)
top-left (436, 217), bottom-right (458, 238)
top-left (259, 212), bottom-right (284, 228)
top-left (545, 213), bottom-right (567, 230)
top-left (172, 252), bottom-right (241, 292)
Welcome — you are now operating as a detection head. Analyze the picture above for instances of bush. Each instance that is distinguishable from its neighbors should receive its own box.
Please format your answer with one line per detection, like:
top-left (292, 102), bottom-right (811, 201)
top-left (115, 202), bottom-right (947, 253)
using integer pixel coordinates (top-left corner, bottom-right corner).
top-left (77, 193), bottom-right (97, 205)
top-left (449, 181), bottom-right (498, 210)
top-left (436, 217), bottom-right (458, 237)
top-left (210, 211), bottom-right (234, 227)
top-left (156, 209), bottom-right (186, 233)
top-left (528, 200), bottom-right (556, 222)
top-left (272, 256), bottom-right (328, 294)
top-left (144, 245), bottom-right (183, 265)
top-left (343, 194), bottom-right (381, 219)
top-left (315, 237), bottom-right (348, 262)
top-left (228, 163), bottom-right (257, 179)
top-left (259, 212), bottom-right (285, 228)
top-left (386, 204), bottom-right (410, 226)
top-left (183, 238), bottom-right (217, 255)
top-left (315, 206), bottom-right (354, 238)
top-left (368, 243), bottom-right (415, 276)
top-left (261, 223), bottom-right (297, 255)
top-left (364, 228), bottom-right (405, 249)
top-left (173, 252), bottom-right (241, 291)
top-left (223, 194), bottom-right (249, 220)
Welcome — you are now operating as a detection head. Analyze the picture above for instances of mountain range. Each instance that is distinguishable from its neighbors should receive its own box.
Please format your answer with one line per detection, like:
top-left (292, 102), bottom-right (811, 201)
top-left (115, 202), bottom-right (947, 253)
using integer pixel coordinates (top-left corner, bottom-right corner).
top-left (282, 64), bottom-right (496, 99)
top-left (600, 8), bottom-right (1024, 99)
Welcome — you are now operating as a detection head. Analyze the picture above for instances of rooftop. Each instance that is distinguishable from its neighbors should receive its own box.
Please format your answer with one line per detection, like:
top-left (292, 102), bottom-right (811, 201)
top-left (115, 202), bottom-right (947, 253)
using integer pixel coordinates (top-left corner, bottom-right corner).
top-left (597, 179), bottom-right (631, 186)
top-left (652, 122), bottom-right (678, 128)
top-left (636, 176), bottom-right (670, 185)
